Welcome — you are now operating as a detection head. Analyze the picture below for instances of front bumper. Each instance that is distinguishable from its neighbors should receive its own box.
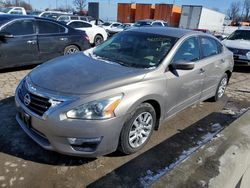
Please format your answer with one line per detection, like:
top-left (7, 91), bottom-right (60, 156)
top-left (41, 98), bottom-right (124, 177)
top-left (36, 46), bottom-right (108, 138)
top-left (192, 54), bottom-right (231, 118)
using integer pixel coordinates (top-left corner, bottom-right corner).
top-left (15, 91), bottom-right (125, 157)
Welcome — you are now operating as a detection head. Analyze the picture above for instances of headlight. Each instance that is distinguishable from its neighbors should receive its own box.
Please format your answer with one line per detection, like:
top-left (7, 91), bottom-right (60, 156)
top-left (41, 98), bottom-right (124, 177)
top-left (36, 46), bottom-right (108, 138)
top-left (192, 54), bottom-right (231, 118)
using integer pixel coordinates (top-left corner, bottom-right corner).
top-left (66, 95), bottom-right (123, 120)
top-left (246, 51), bottom-right (250, 60)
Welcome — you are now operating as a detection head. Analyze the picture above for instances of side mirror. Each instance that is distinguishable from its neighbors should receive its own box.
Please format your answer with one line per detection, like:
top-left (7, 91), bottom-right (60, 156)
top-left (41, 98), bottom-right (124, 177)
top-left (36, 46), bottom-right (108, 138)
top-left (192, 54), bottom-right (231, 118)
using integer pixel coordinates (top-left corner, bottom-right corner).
top-left (0, 32), bottom-right (14, 39)
top-left (173, 60), bottom-right (195, 70)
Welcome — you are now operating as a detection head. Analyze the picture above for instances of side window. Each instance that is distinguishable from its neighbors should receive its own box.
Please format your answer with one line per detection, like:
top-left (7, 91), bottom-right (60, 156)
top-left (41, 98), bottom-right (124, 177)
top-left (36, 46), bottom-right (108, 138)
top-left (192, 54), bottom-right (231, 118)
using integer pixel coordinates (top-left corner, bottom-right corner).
top-left (79, 22), bottom-right (92, 28)
top-left (152, 22), bottom-right (163, 26)
top-left (2, 20), bottom-right (35, 35)
top-left (201, 37), bottom-right (219, 58)
top-left (163, 22), bottom-right (168, 27)
top-left (80, 17), bottom-right (87, 21)
top-left (112, 23), bottom-right (121, 27)
top-left (215, 40), bottom-right (223, 54)
top-left (68, 22), bottom-right (78, 28)
top-left (172, 37), bottom-right (200, 63)
top-left (71, 16), bottom-right (79, 20)
top-left (37, 21), bottom-right (66, 34)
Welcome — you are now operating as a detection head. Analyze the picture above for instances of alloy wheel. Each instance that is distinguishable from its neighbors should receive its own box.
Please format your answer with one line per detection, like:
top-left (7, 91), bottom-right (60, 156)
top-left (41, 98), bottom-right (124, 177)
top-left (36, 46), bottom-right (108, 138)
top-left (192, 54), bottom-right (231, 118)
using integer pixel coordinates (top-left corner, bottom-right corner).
top-left (128, 112), bottom-right (153, 148)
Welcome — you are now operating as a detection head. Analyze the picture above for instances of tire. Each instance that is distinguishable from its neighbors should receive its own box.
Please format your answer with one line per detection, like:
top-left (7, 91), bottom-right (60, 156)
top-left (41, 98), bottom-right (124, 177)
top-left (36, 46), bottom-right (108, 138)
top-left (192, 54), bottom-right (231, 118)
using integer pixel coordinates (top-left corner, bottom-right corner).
top-left (63, 45), bottom-right (80, 55)
top-left (118, 103), bottom-right (156, 154)
top-left (211, 73), bottom-right (228, 102)
top-left (94, 34), bottom-right (103, 46)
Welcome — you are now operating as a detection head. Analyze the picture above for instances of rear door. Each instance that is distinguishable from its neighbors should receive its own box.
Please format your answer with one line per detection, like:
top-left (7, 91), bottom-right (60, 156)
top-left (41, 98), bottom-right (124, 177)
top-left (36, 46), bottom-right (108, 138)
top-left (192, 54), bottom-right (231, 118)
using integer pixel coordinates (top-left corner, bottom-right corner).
top-left (165, 36), bottom-right (205, 117)
top-left (199, 36), bottom-right (227, 100)
top-left (0, 19), bottom-right (39, 69)
top-left (36, 20), bottom-right (68, 62)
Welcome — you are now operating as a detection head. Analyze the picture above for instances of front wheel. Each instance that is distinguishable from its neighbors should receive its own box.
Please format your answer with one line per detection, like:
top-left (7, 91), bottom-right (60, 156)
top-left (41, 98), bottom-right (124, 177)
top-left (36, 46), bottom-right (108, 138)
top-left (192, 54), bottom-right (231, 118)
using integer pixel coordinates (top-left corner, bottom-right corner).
top-left (211, 73), bottom-right (228, 101)
top-left (64, 45), bottom-right (80, 55)
top-left (118, 103), bottom-right (156, 154)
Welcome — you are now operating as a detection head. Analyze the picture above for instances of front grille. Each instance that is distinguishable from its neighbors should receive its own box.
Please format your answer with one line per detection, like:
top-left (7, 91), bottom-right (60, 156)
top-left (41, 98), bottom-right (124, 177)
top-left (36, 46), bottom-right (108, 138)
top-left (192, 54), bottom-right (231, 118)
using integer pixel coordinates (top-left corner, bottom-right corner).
top-left (228, 47), bottom-right (249, 55)
top-left (18, 82), bottom-right (52, 116)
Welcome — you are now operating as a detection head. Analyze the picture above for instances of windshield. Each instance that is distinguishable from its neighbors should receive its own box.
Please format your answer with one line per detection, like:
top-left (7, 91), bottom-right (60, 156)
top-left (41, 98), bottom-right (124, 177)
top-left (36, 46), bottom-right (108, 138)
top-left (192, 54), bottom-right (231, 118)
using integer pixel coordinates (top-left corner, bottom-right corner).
top-left (103, 22), bottom-right (111, 26)
top-left (227, 30), bottom-right (250, 40)
top-left (134, 21), bottom-right (152, 27)
top-left (0, 7), bottom-right (11, 13)
top-left (93, 31), bottom-right (178, 68)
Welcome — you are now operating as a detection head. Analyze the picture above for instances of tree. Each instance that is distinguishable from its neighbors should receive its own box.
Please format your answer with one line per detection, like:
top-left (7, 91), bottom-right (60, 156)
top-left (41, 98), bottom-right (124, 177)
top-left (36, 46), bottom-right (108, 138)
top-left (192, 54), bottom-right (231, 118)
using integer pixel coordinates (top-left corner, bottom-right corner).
top-left (1, 0), bottom-right (32, 10)
top-left (19, 1), bottom-right (32, 10)
top-left (73, 0), bottom-right (86, 11)
top-left (227, 1), bottom-right (241, 21)
top-left (243, 0), bottom-right (250, 21)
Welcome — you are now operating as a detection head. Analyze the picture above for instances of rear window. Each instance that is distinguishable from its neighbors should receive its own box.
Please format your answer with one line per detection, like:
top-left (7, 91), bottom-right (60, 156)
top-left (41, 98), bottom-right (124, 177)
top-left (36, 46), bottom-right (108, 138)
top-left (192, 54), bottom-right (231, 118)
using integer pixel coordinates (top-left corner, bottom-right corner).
top-left (201, 37), bottom-right (219, 58)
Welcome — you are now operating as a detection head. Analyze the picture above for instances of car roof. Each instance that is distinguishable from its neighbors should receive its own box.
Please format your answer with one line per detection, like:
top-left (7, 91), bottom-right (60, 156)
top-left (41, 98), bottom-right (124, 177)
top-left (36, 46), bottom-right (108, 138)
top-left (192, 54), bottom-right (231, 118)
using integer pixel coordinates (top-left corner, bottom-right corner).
top-left (0, 14), bottom-right (32, 19)
top-left (128, 27), bottom-right (198, 38)
top-left (0, 15), bottom-right (69, 27)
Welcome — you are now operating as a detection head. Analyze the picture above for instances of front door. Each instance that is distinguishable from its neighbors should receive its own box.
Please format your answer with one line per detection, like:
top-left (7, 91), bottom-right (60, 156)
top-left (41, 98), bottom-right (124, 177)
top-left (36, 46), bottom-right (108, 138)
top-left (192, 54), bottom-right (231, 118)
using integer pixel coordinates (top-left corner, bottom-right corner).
top-left (165, 36), bottom-right (205, 118)
top-left (0, 19), bottom-right (39, 69)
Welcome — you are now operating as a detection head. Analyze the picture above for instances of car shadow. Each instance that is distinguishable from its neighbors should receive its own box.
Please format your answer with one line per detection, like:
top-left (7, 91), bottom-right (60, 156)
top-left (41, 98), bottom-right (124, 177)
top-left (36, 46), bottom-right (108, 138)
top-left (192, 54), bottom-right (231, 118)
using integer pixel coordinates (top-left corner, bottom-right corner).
top-left (233, 66), bottom-right (250, 73)
top-left (0, 97), bottom-right (95, 166)
top-left (88, 111), bottom-right (237, 188)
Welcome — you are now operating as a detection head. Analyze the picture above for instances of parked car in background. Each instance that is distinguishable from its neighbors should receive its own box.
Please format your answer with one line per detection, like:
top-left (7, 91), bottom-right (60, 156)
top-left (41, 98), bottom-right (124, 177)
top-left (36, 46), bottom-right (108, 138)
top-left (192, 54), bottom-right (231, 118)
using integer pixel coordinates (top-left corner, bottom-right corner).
top-left (193, 28), bottom-right (211, 34)
top-left (223, 28), bottom-right (250, 66)
top-left (101, 21), bottom-right (123, 30)
top-left (133, 19), bottom-right (169, 27)
top-left (0, 7), bottom-right (26, 15)
top-left (106, 23), bottom-right (133, 37)
top-left (57, 15), bottom-right (92, 23)
top-left (27, 10), bottom-right (42, 16)
top-left (0, 15), bottom-right (90, 69)
top-left (15, 27), bottom-right (233, 157)
top-left (39, 11), bottom-right (71, 20)
top-left (67, 20), bottom-right (107, 46)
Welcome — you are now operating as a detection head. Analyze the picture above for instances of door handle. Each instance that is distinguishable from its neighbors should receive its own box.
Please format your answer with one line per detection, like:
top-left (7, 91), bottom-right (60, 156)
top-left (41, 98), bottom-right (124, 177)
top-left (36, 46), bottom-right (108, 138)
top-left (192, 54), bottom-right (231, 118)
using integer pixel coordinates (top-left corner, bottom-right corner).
top-left (60, 37), bottom-right (68, 41)
top-left (199, 68), bottom-right (205, 74)
top-left (27, 40), bottom-right (36, 44)
top-left (220, 59), bottom-right (225, 64)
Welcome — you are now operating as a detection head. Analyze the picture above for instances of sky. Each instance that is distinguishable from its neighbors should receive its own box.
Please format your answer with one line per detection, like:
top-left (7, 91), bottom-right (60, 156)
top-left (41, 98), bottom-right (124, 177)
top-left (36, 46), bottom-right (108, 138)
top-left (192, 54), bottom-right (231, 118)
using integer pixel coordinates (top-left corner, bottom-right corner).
top-left (28, 0), bottom-right (243, 14)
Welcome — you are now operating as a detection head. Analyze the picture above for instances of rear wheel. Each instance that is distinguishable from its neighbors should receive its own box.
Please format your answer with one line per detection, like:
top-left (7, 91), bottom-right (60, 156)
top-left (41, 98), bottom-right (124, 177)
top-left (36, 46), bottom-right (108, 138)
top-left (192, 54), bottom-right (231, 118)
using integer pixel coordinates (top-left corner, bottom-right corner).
top-left (211, 73), bottom-right (228, 101)
top-left (118, 103), bottom-right (156, 154)
top-left (94, 35), bottom-right (103, 46)
top-left (64, 45), bottom-right (80, 55)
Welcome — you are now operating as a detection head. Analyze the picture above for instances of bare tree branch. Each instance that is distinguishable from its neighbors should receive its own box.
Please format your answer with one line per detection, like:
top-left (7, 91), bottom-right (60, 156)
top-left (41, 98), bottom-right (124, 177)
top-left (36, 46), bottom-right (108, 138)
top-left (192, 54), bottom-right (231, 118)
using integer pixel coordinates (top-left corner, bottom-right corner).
top-left (243, 0), bottom-right (250, 21)
top-left (73, 0), bottom-right (86, 11)
top-left (227, 1), bottom-right (241, 21)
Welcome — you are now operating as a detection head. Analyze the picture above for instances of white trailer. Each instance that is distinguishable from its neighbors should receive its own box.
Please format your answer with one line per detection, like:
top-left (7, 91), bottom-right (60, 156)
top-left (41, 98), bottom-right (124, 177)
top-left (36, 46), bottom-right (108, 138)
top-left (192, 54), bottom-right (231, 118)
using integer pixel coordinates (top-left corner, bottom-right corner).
top-left (88, 1), bottom-right (118, 22)
top-left (179, 5), bottom-right (225, 32)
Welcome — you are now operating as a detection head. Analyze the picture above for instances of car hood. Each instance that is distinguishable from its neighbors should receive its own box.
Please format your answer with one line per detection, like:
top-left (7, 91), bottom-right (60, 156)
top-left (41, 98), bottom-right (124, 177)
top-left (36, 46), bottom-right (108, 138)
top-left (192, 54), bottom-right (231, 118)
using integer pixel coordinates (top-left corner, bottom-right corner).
top-left (223, 39), bottom-right (250, 50)
top-left (29, 53), bottom-right (148, 95)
